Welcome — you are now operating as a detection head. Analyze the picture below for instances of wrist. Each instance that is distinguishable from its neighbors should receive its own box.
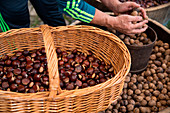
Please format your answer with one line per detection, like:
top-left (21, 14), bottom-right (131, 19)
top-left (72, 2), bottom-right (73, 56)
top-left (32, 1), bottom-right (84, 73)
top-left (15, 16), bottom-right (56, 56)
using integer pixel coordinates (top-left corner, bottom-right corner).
top-left (106, 16), bottom-right (117, 29)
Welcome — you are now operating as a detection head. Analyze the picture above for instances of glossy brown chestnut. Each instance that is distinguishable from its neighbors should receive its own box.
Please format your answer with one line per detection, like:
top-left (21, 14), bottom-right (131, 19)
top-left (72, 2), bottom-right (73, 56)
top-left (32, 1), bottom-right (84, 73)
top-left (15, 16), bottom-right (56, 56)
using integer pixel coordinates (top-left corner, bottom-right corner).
top-left (2, 82), bottom-right (9, 89)
top-left (13, 68), bottom-right (21, 75)
top-left (33, 74), bottom-right (41, 81)
top-left (10, 84), bottom-right (17, 91)
top-left (22, 78), bottom-right (30, 86)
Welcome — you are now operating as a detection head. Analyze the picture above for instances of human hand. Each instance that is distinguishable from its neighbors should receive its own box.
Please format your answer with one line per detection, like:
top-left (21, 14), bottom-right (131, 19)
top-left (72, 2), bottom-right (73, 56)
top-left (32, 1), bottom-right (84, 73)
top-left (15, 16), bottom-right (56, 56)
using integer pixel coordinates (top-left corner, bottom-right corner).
top-left (106, 1), bottom-right (148, 19)
top-left (108, 15), bottom-right (148, 35)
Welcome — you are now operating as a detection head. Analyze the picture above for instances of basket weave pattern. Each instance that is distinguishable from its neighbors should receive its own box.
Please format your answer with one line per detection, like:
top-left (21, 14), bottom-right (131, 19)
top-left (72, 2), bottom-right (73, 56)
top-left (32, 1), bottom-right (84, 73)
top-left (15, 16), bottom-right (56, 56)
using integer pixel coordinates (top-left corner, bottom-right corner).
top-left (0, 25), bottom-right (130, 112)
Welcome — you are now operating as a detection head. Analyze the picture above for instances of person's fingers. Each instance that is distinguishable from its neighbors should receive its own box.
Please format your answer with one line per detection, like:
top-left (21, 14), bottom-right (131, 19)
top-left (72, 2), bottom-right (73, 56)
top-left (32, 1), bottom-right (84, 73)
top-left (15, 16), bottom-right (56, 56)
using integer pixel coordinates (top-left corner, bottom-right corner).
top-left (132, 20), bottom-right (148, 29)
top-left (138, 7), bottom-right (148, 19)
top-left (130, 24), bottom-right (148, 34)
top-left (127, 15), bottom-right (143, 22)
top-left (126, 2), bottom-right (140, 9)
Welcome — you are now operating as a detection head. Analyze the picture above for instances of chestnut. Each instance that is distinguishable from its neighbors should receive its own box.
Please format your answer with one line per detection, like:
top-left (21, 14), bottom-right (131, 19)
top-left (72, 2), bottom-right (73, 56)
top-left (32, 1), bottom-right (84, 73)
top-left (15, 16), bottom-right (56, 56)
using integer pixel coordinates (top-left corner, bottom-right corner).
top-left (13, 68), bottom-right (21, 75)
top-left (40, 56), bottom-right (46, 61)
top-left (31, 53), bottom-right (36, 58)
top-left (20, 62), bottom-right (27, 68)
top-left (12, 60), bottom-right (20, 66)
top-left (39, 67), bottom-right (44, 73)
top-left (2, 75), bottom-right (7, 81)
top-left (56, 48), bottom-right (62, 54)
top-left (87, 67), bottom-right (94, 74)
top-left (26, 65), bottom-right (33, 71)
top-left (92, 62), bottom-right (99, 68)
top-left (61, 51), bottom-right (67, 56)
top-left (5, 59), bottom-right (11, 65)
top-left (42, 76), bottom-right (49, 81)
top-left (59, 60), bottom-right (64, 66)
top-left (70, 74), bottom-right (77, 82)
top-left (22, 71), bottom-right (28, 78)
top-left (60, 81), bottom-right (64, 88)
top-left (75, 64), bottom-right (82, 73)
top-left (0, 61), bottom-right (5, 65)
top-left (66, 83), bottom-right (74, 90)
top-left (33, 63), bottom-right (40, 69)
top-left (63, 57), bottom-right (68, 63)
top-left (88, 80), bottom-right (96, 86)
top-left (88, 56), bottom-right (94, 62)
top-left (33, 74), bottom-right (41, 81)
top-left (0, 66), bottom-right (3, 72)
top-left (82, 83), bottom-right (88, 88)
top-left (22, 78), bottom-right (30, 86)
top-left (28, 76), bottom-right (34, 81)
top-left (99, 78), bottom-right (107, 83)
top-left (17, 84), bottom-right (25, 92)
top-left (2, 82), bottom-right (9, 89)
top-left (23, 50), bottom-right (29, 56)
top-left (27, 60), bottom-right (33, 66)
top-left (88, 50), bottom-right (93, 56)
top-left (40, 48), bottom-right (46, 54)
top-left (35, 82), bottom-right (41, 86)
top-left (8, 76), bottom-right (16, 83)
top-left (39, 87), bottom-right (45, 92)
top-left (42, 81), bottom-right (49, 86)
top-left (2, 55), bottom-right (9, 60)
top-left (18, 55), bottom-right (25, 61)
top-left (28, 88), bottom-right (36, 93)
top-left (67, 54), bottom-right (74, 59)
top-left (30, 69), bottom-right (38, 75)
top-left (10, 84), bottom-right (17, 91)
top-left (65, 63), bottom-right (71, 69)
top-left (15, 51), bottom-right (22, 56)
top-left (63, 77), bottom-right (69, 83)
top-left (83, 60), bottom-right (90, 67)
top-left (26, 56), bottom-right (32, 61)
top-left (36, 50), bottom-right (42, 56)
top-left (82, 75), bottom-right (88, 82)
top-left (75, 80), bottom-right (82, 87)
top-left (7, 72), bottom-right (13, 78)
top-left (72, 49), bottom-right (77, 54)
top-left (15, 78), bottom-right (21, 85)
top-left (6, 67), bottom-right (14, 72)
top-left (11, 56), bottom-right (17, 61)
top-left (75, 56), bottom-right (83, 63)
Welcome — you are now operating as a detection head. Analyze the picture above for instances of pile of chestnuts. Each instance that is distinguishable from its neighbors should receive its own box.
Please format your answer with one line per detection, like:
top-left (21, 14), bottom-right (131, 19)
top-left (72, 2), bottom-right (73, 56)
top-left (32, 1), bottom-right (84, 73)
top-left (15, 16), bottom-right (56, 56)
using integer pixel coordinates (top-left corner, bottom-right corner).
top-left (103, 40), bottom-right (170, 113)
top-left (57, 48), bottom-right (115, 90)
top-left (119, 0), bottom-right (169, 8)
top-left (0, 48), bottom-right (115, 93)
top-left (118, 32), bottom-right (152, 46)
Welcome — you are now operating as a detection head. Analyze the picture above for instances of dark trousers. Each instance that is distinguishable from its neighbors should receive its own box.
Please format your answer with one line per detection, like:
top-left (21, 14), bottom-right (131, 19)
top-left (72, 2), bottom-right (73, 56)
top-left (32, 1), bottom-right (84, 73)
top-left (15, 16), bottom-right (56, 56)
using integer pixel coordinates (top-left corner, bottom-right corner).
top-left (0, 0), bottom-right (66, 29)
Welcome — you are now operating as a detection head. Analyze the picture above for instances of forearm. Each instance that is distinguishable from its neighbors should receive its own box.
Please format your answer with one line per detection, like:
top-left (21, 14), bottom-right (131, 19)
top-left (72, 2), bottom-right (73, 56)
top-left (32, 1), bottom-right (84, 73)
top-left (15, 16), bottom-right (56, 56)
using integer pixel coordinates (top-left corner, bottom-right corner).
top-left (90, 9), bottom-right (116, 28)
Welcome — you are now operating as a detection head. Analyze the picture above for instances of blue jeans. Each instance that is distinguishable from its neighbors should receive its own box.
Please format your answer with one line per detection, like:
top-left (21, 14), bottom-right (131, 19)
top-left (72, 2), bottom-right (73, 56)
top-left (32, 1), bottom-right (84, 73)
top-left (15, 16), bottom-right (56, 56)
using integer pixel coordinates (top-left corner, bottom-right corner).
top-left (0, 0), bottom-right (66, 29)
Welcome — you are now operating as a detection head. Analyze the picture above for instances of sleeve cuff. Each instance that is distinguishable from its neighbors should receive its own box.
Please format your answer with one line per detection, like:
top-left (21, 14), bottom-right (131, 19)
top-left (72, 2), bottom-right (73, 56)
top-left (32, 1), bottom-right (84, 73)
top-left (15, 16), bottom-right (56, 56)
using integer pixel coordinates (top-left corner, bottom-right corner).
top-left (62, 0), bottom-right (96, 23)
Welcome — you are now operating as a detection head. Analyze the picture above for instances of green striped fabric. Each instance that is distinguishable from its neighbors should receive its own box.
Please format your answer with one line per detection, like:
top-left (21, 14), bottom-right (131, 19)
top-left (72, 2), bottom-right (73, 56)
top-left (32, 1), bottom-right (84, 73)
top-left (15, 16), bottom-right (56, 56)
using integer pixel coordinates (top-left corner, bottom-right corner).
top-left (0, 13), bottom-right (10, 32)
top-left (63, 0), bottom-right (95, 23)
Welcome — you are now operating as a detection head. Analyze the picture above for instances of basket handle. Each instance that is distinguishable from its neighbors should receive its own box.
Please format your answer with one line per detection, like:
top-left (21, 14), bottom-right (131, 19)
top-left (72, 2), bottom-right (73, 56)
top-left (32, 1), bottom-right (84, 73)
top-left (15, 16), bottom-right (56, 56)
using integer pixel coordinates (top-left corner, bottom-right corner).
top-left (40, 25), bottom-right (62, 98)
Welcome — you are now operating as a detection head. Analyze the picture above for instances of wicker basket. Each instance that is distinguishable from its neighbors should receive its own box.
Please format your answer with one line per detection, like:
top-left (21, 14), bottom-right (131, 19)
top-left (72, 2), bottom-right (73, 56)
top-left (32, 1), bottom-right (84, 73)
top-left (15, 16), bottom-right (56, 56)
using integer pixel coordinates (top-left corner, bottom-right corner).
top-left (0, 25), bottom-right (130, 112)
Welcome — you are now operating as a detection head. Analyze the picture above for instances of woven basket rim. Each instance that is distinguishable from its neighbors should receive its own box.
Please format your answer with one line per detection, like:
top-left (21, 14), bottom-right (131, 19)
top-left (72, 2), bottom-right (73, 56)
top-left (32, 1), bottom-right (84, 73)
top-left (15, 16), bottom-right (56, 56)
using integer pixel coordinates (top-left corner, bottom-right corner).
top-left (145, 2), bottom-right (170, 11)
